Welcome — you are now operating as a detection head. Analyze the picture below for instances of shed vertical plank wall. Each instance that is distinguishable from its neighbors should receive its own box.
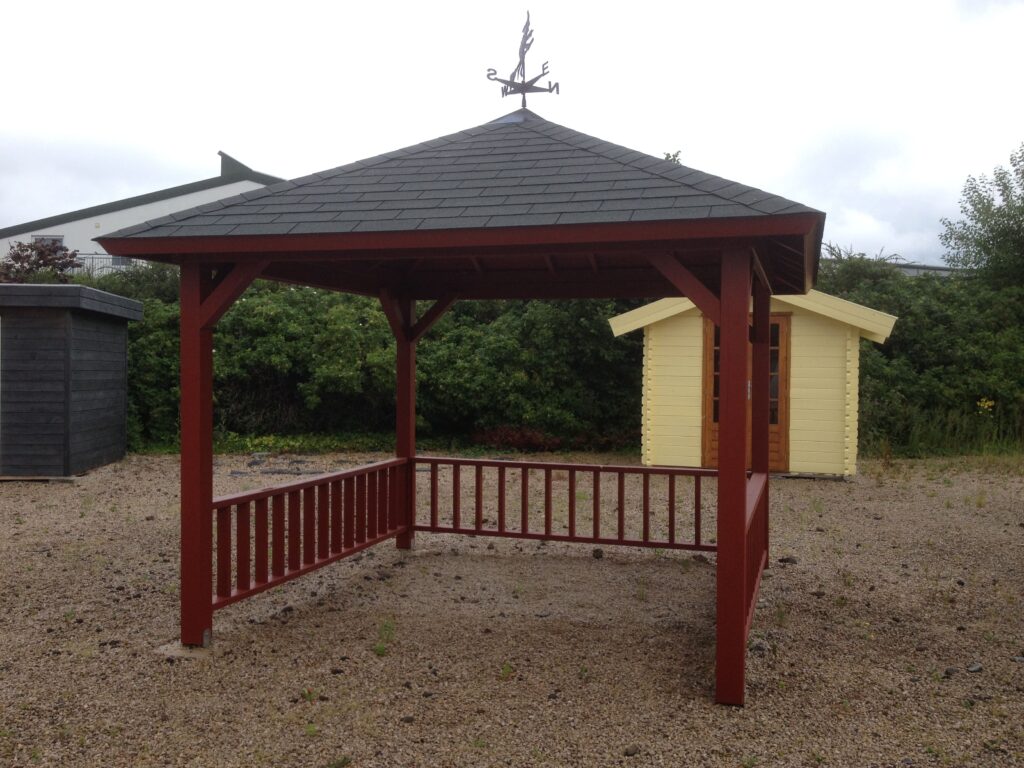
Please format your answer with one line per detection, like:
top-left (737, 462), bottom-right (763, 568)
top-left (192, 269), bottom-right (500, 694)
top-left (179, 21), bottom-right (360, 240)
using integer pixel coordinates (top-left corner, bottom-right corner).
top-left (0, 310), bottom-right (68, 475)
top-left (642, 313), bottom-right (703, 467)
top-left (787, 308), bottom-right (849, 475)
top-left (69, 313), bottom-right (129, 474)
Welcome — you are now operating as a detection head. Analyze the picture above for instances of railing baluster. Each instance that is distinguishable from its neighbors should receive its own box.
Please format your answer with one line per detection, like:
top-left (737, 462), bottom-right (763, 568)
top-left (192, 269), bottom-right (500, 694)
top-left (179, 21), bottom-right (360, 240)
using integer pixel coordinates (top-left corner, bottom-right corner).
top-left (668, 474), bottom-right (676, 545)
top-left (272, 495), bottom-right (285, 577)
top-left (390, 464), bottom-right (400, 531)
top-left (378, 469), bottom-right (389, 536)
top-left (237, 501), bottom-right (251, 591)
top-left (255, 497), bottom-right (269, 584)
top-left (367, 471), bottom-right (378, 540)
top-left (344, 478), bottom-right (355, 549)
top-left (498, 466), bottom-right (506, 532)
top-left (452, 464), bottom-right (461, 530)
top-left (544, 468), bottom-right (552, 536)
top-left (356, 474), bottom-right (367, 543)
top-left (475, 465), bottom-right (483, 531)
top-left (303, 487), bottom-right (316, 565)
top-left (216, 505), bottom-right (232, 598)
top-left (317, 484), bottom-right (330, 560)
top-left (617, 472), bottom-right (625, 541)
top-left (330, 480), bottom-right (342, 554)
top-left (287, 491), bottom-right (301, 571)
top-left (521, 467), bottom-right (530, 534)
top-left (695, 476), bottom-right (702, 546)
top-left (642, 474), bottom-right (650, 543)
top-left (568, 469), bottom-right (576, 538)
top-left (430, 463), bottom-right (439, 528)
top-left (592, 471), bottom-right (601, 539)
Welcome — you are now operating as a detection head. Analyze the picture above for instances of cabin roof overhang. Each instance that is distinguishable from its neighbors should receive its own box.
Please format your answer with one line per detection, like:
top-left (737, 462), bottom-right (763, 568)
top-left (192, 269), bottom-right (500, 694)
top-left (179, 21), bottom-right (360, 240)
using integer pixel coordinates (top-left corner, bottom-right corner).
top-left (609, 289), bottom-right (896, 342)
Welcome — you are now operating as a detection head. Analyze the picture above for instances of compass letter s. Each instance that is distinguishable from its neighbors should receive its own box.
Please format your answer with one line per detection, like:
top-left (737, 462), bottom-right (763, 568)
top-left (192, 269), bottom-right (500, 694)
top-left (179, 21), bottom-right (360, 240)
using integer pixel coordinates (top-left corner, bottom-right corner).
top-left (486, 68), bottom-right (498, 81)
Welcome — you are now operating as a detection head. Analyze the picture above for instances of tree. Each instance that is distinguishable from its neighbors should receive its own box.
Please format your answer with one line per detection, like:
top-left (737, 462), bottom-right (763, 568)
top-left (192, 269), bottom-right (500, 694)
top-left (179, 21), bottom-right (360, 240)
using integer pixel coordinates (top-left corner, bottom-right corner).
top-left (941, 143), bottom-right (1024, 287)
top-left (0, 240), bottom-right (81, 283)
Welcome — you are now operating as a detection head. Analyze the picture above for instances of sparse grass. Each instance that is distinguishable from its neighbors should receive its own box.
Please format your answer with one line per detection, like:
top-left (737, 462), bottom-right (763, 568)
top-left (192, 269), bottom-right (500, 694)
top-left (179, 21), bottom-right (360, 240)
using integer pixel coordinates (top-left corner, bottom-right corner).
top-left (498, 662), bottom-right (514, 681)
top-left (327, 758), bottom-right (352, 768)
top-left (372, 619), bottom-right (396, 656)
top-left (304, 723), bottom-right (319, 737)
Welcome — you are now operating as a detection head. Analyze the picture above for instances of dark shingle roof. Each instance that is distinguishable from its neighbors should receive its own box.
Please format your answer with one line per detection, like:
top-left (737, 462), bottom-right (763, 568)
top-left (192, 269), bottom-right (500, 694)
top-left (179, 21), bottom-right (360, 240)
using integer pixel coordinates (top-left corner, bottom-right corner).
top-left (104, 110), bottom-right (819, 240)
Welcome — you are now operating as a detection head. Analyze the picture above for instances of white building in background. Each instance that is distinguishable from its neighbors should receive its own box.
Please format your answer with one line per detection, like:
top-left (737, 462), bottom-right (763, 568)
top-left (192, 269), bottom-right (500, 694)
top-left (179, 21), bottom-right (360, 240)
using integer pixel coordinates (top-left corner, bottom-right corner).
top-left (0, 152), bottom-right (281, 273)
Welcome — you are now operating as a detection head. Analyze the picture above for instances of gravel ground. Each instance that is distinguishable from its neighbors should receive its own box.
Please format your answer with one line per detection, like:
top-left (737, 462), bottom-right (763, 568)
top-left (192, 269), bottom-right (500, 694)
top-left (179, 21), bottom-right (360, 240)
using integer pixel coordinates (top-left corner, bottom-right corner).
top-left (1, 452), bottom-right (1022, 767)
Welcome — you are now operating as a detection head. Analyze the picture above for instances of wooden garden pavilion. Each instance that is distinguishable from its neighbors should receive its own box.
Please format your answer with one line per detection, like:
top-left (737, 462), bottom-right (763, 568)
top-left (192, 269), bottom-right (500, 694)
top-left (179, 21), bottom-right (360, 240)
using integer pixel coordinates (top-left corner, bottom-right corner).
top-left (99, 109), bottom-right (824, 705)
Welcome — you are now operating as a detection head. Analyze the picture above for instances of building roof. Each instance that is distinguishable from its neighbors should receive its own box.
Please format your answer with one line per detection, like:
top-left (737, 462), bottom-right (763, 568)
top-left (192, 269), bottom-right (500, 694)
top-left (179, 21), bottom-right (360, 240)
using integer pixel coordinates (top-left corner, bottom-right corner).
top-left (0, 284), bottom-right (143, 321)
top-left (104, 109), bottom-right (820, 241)
top-left (0, 152), bottom-right (282, 239)
top-left (99, 110), bottom-right (825, 298)
top-left (609, 290), bottom-right (897, 343)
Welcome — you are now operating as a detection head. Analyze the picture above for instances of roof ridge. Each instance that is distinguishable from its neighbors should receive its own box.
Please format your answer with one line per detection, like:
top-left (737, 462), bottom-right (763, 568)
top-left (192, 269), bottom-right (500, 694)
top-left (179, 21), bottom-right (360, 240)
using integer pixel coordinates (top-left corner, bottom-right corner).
top-left (519, 114), bottom-right (803, 215)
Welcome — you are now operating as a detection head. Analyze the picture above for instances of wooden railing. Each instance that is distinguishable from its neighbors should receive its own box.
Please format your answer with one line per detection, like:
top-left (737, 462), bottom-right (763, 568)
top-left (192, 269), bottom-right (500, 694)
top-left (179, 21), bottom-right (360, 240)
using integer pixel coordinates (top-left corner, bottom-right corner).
top-left (744, 471), bottom-right (769, 633)
top-left (413, 457), bottom-right (717, 552)
top-left (209, 458), bottom-right (407, 610)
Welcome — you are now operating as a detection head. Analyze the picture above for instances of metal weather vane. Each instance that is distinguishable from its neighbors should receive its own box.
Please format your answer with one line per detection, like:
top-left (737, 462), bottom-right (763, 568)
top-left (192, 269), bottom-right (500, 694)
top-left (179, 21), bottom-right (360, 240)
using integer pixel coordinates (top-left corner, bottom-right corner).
top-left (486, 12), bottom-right (560, 109)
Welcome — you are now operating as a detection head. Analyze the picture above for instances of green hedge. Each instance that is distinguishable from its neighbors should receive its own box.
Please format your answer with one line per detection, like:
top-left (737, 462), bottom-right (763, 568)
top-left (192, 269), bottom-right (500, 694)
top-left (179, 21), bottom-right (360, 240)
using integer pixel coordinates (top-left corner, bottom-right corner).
top-left (82, 258), bottom-right (1023, 456)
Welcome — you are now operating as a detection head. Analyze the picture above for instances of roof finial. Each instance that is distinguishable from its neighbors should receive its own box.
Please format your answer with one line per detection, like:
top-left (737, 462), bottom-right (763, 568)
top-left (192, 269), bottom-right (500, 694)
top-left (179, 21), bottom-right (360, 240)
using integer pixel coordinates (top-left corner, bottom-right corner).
top-left (486, 11), bottom-right (560, 109)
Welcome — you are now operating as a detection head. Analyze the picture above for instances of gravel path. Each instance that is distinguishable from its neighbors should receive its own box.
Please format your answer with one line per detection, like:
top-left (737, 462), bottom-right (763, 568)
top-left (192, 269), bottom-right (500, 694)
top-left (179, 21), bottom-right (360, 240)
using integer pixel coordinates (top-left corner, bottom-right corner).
top-left (1, 453), bottom-right (1022, 767)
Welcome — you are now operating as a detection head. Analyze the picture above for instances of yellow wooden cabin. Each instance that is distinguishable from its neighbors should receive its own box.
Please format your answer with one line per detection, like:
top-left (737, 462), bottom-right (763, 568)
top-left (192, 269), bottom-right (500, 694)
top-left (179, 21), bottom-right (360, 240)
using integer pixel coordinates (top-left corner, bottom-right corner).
top-left (609, 291), bottom-right (897, 477)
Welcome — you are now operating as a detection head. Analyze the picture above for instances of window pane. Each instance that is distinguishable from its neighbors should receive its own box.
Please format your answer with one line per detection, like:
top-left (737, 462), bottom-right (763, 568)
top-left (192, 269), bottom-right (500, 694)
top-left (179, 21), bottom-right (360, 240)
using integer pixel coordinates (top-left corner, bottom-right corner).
top-left (714, 325), bottom-right (720, 346)
top-left (713, 375), bottom-right (719, 397)
top-left (770, 322), bottom-right (779, 347)
top-left (713, 349), bottom-right (720, 373)
top-left (770, 349), bottom-right (779, 375)
top-left (770, 374), bottom-right (778, 399)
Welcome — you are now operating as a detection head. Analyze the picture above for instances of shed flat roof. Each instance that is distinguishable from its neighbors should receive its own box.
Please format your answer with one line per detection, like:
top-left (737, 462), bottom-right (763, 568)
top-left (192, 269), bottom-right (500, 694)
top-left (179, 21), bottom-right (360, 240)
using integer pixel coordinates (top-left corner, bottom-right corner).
top-left (0, 284), bottom-right (143, 321)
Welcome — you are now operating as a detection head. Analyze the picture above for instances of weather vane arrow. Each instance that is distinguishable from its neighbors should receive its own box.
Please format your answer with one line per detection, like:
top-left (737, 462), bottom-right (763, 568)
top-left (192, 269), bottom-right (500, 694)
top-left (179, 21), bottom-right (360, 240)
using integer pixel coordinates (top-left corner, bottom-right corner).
top-left (486, 11), bottom-right (560, 109)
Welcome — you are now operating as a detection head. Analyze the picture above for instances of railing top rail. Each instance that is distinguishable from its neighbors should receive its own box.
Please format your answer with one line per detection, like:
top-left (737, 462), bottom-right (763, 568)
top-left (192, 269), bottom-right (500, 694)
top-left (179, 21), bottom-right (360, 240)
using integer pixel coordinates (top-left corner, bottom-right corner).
top-left (211, 458), bottom-right (407, 509)
top-left (413, 455), bottom-right (717, 477)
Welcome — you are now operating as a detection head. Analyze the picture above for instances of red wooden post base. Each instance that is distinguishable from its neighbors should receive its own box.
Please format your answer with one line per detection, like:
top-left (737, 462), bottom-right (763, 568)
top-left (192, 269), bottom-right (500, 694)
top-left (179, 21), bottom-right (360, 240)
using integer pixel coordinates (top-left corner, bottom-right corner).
top-left (715, 250), bottom-right (752, 705)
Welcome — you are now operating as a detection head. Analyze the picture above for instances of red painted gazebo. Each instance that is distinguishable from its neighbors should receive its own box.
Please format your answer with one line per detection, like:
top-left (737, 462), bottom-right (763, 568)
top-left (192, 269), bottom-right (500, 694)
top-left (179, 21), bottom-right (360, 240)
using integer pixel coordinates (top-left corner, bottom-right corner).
top-left (100, 109), bottom-right (824, 705)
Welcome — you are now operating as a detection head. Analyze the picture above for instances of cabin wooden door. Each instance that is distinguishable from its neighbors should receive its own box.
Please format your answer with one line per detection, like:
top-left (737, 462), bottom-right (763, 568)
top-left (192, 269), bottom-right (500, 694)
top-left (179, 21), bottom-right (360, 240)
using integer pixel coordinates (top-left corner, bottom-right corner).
top-left (702, 315), bottom-right (790, 472)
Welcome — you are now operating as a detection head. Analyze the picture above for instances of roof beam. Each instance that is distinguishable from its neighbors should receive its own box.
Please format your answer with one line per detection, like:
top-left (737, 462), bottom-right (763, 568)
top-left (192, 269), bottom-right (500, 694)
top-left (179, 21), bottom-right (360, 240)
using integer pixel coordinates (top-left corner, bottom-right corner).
top-left (648, 253), bottom-right (721, 325)
top-left (410, 295), bottom-right (456, 342)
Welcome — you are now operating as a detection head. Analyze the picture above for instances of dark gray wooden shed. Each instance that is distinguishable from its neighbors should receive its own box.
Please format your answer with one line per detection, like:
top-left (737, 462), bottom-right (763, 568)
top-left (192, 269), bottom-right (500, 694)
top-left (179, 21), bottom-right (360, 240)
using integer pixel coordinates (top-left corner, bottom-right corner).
top-left (0, 285), bottom-right (142, 477)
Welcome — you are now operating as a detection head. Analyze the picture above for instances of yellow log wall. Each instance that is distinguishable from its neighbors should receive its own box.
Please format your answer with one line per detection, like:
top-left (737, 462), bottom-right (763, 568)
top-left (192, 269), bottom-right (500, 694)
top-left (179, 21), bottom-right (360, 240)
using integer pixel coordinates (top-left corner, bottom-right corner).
top-left (785, 307), bottom-right (851, 475)
top-left (643, 312), bottom-right (703, 467)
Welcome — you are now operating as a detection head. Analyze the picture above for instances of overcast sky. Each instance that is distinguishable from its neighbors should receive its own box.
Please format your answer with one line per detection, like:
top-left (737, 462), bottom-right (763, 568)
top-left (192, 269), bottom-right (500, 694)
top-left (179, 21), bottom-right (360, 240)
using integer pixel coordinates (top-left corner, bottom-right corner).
top-left (3, 0), bottom-right (1022, 264)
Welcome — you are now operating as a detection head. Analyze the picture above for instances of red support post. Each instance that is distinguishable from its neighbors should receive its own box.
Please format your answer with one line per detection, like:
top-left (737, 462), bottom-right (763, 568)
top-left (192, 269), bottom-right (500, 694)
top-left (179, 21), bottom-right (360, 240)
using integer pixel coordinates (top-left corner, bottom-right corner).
top-left (391, 296), bottom-right (417, 549)
top-left (716, 248), bottom-right (752, 705)
top-left (179, 263), bottom-right (214, 647)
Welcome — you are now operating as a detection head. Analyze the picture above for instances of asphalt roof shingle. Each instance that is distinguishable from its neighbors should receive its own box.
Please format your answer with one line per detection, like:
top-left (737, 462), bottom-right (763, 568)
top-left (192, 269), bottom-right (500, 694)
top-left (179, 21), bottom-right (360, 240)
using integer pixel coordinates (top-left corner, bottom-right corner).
top-left (106, 109), bottom-right (819, 240)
